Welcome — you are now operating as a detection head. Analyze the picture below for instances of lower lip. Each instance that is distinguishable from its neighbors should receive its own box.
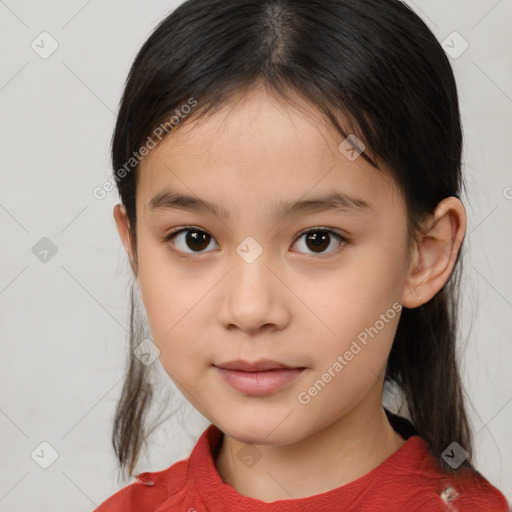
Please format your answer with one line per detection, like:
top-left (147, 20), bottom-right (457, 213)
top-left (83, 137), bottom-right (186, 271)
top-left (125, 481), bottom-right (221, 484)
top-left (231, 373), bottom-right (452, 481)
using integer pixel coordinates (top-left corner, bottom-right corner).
top-left (214, 366), bottom-right (305, 396)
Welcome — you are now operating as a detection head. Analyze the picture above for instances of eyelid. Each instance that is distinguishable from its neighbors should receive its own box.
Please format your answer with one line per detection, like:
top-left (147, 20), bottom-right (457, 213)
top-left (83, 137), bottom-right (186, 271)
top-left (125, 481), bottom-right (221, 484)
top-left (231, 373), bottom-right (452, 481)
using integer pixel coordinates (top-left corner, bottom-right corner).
top-left (163, 225), bottom-right (348, 256)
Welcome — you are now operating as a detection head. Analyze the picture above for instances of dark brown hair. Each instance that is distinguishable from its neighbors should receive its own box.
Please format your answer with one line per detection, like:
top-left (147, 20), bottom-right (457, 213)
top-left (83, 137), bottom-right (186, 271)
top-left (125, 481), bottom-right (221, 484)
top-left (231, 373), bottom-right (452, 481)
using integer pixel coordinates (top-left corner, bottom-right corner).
top-left (110, 0), bottom-right (475, 482)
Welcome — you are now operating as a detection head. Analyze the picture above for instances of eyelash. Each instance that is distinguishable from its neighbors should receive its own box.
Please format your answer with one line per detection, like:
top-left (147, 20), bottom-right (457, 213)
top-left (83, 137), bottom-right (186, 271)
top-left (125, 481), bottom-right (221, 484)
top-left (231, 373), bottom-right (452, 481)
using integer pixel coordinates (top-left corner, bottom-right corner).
top-left (163, 226), bottom-right (348, 257)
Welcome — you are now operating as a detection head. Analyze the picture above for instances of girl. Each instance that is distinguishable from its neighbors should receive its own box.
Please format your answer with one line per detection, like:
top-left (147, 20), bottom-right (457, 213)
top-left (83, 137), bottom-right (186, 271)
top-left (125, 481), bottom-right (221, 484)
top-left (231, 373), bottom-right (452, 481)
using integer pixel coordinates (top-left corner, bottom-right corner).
top-left (95, 0), bottom-right (510, 510)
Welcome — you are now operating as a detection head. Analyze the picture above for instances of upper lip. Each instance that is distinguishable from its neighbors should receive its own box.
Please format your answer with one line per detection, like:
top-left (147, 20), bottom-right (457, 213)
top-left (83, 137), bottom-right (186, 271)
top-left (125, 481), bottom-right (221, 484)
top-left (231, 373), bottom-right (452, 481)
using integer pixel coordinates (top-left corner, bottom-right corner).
top-left (214, 359), bottom-right (303, 372)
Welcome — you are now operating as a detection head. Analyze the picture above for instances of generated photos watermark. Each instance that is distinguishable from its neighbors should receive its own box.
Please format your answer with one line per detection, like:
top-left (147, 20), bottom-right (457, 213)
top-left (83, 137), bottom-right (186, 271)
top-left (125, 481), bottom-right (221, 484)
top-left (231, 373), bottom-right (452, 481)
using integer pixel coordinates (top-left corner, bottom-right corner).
top-left (92, 97), bottom-right (198, 200)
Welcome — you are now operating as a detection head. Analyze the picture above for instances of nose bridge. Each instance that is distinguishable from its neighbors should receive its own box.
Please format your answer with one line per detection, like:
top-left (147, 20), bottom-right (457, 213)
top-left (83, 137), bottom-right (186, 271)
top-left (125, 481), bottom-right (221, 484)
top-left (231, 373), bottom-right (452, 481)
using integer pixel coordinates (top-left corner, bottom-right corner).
top-left (231, 240), bottom-right (274, 305)
top-left (218, 238), bottom-right (288, 331)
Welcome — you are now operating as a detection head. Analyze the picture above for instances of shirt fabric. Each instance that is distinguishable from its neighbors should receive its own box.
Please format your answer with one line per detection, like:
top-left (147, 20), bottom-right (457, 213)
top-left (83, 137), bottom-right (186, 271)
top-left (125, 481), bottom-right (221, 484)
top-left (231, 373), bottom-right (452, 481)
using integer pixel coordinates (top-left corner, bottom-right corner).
top-left (94, 412), bottom-right (510, 512)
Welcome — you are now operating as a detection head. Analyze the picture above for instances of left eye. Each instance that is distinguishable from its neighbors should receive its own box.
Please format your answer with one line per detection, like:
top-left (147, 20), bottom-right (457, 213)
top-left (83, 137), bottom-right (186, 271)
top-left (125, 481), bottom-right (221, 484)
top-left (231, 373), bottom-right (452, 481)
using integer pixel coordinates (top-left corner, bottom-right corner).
top-left (292, 229), bottom-right (347, 255)
top-left (164, 227), bottom-right (347, 256)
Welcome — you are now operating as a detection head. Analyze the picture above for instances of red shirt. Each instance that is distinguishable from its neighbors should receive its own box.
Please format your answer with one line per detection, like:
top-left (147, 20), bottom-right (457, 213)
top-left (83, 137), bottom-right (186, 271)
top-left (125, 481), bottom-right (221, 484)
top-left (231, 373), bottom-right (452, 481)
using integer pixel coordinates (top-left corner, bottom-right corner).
top-left (94, 423), bottom-right (510, 511)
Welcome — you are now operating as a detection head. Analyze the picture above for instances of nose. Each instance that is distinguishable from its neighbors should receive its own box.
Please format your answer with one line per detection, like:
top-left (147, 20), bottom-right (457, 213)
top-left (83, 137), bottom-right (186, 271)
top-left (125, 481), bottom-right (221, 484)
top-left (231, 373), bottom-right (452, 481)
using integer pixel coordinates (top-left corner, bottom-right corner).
top-left (216, 250), bottom-right (290, 334)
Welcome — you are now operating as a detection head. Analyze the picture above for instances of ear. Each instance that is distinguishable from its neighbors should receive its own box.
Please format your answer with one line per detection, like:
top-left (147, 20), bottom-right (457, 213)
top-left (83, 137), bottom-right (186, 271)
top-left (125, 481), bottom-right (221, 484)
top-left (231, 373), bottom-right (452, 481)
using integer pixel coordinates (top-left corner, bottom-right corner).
top-left (113, 203), bottom-right (138, 275)
top-left (401, 196), bottom-right (466, 308)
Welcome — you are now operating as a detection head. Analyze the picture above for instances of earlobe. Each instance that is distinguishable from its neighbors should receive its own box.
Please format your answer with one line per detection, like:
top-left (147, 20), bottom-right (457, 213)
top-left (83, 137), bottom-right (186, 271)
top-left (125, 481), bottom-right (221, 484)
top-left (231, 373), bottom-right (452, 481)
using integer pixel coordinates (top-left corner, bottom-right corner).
top-left (401, 197), bottom-right (466, 308)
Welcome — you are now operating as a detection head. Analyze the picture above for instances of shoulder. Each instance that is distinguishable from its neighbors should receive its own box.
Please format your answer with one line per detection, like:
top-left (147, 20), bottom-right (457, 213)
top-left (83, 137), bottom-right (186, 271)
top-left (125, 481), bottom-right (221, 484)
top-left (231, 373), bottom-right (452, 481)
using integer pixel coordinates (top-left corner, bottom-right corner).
top-left (93, 459), bottom-right (189, 512)
top-left (383, 412), bottom-right (510, 511)
top-left (93, 423), bottom-right (220, 512)
top-left (390, 437), bottom-right (510, 511)
top-left (433, 466), bottom-right (510, 512)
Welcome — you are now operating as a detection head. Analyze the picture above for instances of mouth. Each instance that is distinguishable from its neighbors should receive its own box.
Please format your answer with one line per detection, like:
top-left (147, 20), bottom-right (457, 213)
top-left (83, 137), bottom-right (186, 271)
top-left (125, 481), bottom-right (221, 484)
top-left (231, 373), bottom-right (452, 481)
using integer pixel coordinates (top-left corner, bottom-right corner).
top-left (212, 359), bottom-right (307, 396)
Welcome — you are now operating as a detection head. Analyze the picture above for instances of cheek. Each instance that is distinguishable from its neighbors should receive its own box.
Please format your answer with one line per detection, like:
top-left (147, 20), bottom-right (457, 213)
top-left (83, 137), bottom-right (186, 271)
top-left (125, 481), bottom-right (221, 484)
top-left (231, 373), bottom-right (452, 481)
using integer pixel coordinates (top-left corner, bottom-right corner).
top-left (136, 245), bottom-right (207, 368)
top-left (295, 302), bottom-right (400, 428)
top-left (294, 247), bottom-right (403, 406)
top-left (301, 251), bottom-right (403, 345)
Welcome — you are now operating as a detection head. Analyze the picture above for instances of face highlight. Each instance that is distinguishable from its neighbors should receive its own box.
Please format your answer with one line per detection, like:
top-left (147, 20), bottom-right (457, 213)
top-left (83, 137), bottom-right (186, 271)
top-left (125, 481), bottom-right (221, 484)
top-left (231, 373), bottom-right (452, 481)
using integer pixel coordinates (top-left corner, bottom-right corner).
top-left (123, 87), bottom-right (412, 446)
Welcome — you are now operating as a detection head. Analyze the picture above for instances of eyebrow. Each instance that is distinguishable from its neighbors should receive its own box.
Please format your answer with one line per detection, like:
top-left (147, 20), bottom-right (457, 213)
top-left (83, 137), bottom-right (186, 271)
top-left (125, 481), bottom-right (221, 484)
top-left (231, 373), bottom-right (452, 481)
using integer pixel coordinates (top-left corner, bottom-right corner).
top-left (148, 190), bottom-right (374, 219)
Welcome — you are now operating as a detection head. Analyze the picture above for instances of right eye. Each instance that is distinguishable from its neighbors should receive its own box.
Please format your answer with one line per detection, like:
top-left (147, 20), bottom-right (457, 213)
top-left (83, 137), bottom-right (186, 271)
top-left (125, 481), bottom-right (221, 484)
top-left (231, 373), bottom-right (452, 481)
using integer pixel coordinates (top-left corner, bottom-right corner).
top-left (164, 226), bottom-right (219, 255)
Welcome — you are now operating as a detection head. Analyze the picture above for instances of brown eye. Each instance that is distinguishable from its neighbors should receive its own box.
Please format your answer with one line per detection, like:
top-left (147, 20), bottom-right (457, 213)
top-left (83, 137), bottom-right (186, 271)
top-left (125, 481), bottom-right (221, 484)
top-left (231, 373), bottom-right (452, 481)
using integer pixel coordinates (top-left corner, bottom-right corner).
top-left (293, 229), bottom-right (346, 256)
top-left (184, 230), bottom-right (211, 251)
top-left (165, 227), bottom-right (218, 253)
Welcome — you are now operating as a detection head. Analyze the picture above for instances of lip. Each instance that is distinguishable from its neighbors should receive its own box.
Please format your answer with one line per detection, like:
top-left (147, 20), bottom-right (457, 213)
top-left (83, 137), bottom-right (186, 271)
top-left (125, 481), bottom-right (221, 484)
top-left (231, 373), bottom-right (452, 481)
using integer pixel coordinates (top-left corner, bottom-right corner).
top-left (214, 359), bottom-right (302, 372)
top-left (213, 360), bottom-right (307, 396)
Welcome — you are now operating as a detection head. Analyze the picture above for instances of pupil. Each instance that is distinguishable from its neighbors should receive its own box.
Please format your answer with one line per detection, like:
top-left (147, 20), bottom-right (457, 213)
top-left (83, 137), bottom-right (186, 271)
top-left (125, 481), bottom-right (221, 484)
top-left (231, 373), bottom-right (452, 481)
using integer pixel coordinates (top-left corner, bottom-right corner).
top-left (187, 231), bottom-right (210, 251)
top-left (307, 232), bottom-right (329, 252)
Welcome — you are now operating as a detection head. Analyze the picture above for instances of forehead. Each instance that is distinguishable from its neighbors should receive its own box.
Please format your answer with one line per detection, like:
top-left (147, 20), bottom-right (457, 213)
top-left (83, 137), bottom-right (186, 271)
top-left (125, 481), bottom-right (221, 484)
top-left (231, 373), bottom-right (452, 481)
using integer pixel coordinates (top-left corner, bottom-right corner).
top-left (136, 88), bottom-right (401, 217)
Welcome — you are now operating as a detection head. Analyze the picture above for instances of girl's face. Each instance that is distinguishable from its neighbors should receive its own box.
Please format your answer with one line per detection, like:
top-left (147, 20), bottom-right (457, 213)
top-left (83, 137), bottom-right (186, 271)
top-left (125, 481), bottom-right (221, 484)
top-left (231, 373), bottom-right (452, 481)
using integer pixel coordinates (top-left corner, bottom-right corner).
top-left (118, 87), bottom-right (415, 445)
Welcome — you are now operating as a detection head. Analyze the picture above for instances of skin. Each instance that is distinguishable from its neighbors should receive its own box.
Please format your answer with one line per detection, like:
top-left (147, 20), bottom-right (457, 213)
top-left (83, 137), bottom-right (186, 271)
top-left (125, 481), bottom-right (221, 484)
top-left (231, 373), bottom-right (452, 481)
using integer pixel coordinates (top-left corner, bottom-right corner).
top-left (113, 85), bottom-right (466, 502)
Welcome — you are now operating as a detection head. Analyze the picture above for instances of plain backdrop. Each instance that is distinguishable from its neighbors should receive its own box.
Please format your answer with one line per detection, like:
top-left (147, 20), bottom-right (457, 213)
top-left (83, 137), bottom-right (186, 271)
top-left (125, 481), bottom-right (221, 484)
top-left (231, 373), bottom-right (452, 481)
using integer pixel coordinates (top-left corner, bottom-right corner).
top-left (0, 0), bottom-right (511, 510)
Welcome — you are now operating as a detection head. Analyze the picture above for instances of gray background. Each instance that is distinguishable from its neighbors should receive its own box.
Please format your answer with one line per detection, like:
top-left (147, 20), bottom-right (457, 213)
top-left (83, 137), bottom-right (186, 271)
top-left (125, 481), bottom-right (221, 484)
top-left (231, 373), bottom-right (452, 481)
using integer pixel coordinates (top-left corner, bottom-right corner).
top-left (0, 0), bottom-right (511, 510)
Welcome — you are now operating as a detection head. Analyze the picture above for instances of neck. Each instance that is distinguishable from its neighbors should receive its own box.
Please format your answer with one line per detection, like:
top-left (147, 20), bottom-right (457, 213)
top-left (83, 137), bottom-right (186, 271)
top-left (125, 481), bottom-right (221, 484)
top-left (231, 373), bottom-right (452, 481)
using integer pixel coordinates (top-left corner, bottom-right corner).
top-left (214, 399), bottom-right (405, 502)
